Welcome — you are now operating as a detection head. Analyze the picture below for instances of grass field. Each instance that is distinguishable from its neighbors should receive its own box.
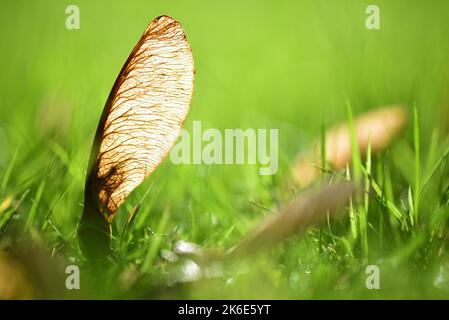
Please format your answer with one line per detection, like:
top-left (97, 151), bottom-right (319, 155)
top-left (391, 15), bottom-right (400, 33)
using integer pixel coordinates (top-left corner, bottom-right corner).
top-left (1, 0), bottom-right (449, 299)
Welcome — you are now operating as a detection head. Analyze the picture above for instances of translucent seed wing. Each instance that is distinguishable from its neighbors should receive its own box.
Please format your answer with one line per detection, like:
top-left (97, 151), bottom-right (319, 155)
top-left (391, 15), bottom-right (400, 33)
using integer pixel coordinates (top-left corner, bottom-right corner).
top-left (87, 16), bottom-right (195, 219)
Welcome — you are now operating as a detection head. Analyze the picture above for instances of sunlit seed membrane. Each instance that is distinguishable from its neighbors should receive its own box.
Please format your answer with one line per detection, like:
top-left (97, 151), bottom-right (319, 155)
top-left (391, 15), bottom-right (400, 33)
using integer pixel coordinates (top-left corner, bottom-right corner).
top-left (90, 16), bottom-right (195, 218)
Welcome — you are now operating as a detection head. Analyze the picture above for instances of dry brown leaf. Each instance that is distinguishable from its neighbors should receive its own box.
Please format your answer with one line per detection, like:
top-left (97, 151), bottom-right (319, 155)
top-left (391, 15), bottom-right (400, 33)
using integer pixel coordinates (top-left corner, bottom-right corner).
top-left (79, 15), bottom-right (195, 257)
top-left (292, 105), bottom-right (407, 187)
top-left (229, 181), bottom-right (356, 258)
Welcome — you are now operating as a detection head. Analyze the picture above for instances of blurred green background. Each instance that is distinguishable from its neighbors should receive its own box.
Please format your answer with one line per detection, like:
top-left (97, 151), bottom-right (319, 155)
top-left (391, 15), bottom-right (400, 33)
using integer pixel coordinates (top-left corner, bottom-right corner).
top-left (1, 0), bottom-right (449, 299)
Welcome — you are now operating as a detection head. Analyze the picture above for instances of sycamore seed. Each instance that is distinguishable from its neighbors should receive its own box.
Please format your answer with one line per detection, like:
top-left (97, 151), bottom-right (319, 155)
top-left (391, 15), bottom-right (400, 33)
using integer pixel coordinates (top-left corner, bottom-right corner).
top-left (292, 105), bottom-right (407, 188)
top-left (78, 16), bottom-right (195, 258)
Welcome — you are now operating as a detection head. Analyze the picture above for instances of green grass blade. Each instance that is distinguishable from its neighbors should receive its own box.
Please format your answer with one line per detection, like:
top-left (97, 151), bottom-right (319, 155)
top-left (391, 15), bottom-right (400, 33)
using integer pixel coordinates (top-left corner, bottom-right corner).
top-left (320, 113), bottom-right (327, 177)
top-left (413, 104), bottom-right (420, 224)
top-left (141, 207), bottom-right (170, 272)
top-left (408, 186), bottom-right (414, 227)
top-left (345, 99), bottom-right (361, 182)
top-left (421, 143), bottom-right (449, 194)
top-left (0, 148), bottom-right (18, 194)
top-left (346, 164), bottom-right (357, 240)
top-left (24, 180), bottom-right (45, 232)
